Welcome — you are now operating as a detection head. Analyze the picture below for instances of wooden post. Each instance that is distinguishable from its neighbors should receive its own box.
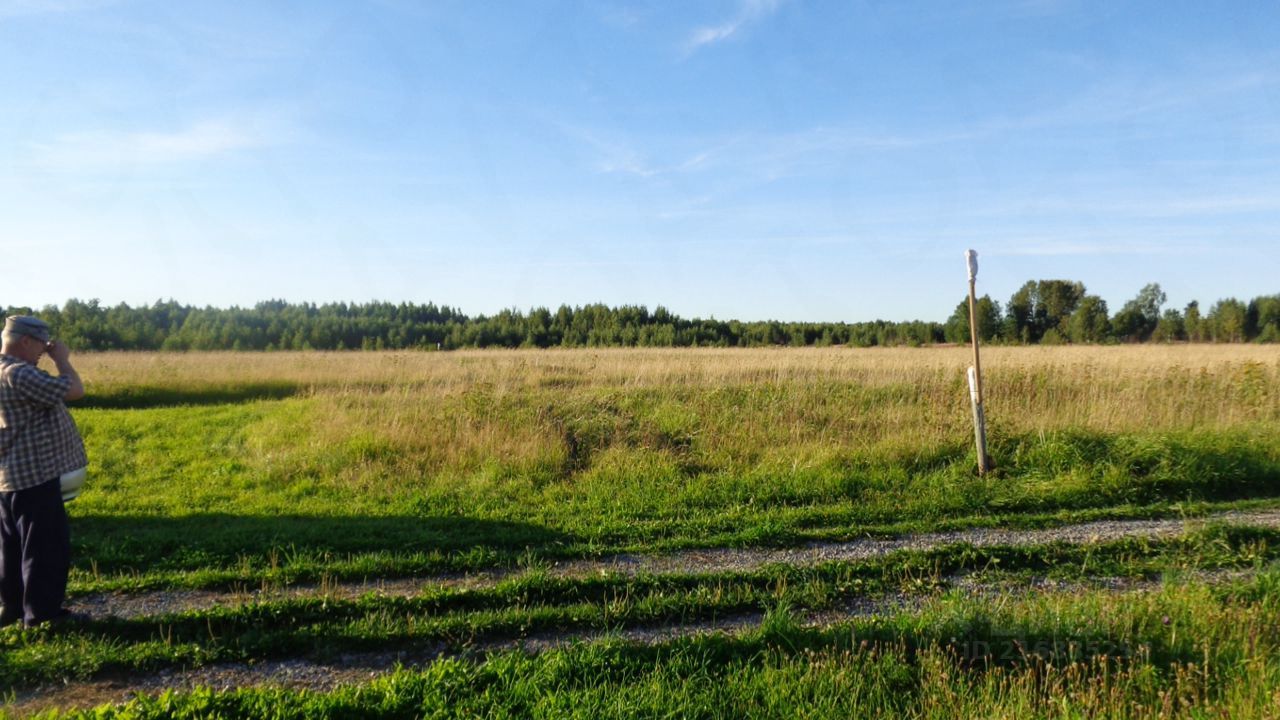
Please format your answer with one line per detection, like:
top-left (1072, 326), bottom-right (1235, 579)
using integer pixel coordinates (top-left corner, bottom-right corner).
top-left (965, 249), bottom-right (991, 475)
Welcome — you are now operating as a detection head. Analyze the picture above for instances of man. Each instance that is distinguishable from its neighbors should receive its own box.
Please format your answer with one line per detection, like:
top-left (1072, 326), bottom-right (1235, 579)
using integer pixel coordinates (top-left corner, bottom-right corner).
top-left (0, 315), bottom-right (86, 627)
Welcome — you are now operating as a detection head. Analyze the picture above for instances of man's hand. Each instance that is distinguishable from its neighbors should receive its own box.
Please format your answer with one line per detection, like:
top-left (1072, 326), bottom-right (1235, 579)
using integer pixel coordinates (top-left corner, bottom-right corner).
top-left (45, 341), bottom-right (84, 401)
top-left (46, 340), bottom-right (71, 364)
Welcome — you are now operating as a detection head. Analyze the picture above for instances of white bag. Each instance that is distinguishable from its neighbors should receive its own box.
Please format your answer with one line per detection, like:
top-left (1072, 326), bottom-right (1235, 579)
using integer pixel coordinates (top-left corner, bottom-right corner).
top-left (60, 467), bottom-right (87, 502)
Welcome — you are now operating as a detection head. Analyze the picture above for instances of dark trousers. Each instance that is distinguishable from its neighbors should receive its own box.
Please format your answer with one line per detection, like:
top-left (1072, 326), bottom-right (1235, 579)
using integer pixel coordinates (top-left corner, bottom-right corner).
top-left (0, 478), bottom-right (70, 624)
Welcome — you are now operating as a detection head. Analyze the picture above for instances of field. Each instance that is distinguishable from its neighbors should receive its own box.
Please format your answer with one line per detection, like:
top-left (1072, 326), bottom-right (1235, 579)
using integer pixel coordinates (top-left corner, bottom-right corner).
top-left (4, 345), bottom-right (1280, 718)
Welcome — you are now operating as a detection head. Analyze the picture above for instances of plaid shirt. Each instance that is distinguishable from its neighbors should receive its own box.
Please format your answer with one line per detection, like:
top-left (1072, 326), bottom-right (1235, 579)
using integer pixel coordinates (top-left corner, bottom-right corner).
top-left (0, 355), bottom-right (88, 492)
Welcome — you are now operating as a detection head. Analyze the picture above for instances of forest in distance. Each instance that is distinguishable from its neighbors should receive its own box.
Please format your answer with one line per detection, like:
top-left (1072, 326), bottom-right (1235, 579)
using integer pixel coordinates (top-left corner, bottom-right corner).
top-left (4, 280), bottom-right (1278, 352)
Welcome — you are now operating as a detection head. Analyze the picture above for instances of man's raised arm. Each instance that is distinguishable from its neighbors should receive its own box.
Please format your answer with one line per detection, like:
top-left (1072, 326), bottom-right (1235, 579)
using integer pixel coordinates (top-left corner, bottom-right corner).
top-left (47, 341), bottom-right (84, 401)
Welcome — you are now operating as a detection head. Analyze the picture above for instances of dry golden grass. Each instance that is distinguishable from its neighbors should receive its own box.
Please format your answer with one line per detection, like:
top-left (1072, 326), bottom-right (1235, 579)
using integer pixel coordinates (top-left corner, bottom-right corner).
top-left (72, 343), bottom-right (1280, 391)
top-left (64, 345), bottom-right (1280, 488)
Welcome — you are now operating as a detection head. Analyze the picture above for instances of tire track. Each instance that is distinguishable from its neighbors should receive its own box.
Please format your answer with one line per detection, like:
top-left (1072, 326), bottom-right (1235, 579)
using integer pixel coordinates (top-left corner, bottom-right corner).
top-left (70, 509), bottom-right (1280, 620)
top-left (7, 570), bottom-right (1253, 718)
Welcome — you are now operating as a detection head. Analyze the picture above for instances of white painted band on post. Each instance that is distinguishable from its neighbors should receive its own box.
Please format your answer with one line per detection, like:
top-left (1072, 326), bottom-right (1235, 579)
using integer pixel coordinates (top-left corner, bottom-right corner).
top-left (965, 249), bottom-right (978, 282)
top-left (967, 366), bottom-right (979, 404)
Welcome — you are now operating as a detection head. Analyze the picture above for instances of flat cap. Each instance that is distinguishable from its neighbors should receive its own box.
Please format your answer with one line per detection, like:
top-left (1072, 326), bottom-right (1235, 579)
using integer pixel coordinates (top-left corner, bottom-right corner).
top-left (4, 315), bottom-right (51, 343)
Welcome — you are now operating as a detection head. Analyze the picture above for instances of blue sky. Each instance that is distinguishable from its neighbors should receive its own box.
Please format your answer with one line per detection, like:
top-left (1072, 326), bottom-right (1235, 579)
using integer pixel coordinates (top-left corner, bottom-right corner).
top-left (2, 1), bottom-right (1277, 322)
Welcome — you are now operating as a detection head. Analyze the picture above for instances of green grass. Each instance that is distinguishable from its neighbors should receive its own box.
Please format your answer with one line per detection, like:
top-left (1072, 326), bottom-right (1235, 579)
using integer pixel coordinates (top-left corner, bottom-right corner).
top-left (15, 348), bottom-right (1280, 716)
top-left (66, 394), bottom-right (1280, 592)
top-left (30, 565), bottom-right (1280, 719)
top-left (7, 525), bottom-right (1278, 692)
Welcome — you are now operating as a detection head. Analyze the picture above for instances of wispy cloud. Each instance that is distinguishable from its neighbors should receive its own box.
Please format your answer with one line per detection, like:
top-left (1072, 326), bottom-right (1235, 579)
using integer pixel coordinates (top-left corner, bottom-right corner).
top-left (557, 122), bottom-right (717, 179)
top-left (739, 126), bottom-right (976, 173)
top-left (0, 0), bottom-right (114, 18)
top-left (684, 0), bottom-right (782, 55)
top-left (594, 3), bottom-right (644, 30)
top-left (573, 60), bottom-right (1279, 183)
top-left (992, 240), bottom-right (1184, 257)
top-left (1006, 0), bottom-right (1075, 17)
top-left (980, 60), bottom-right (1280, 138)
top-left (1008, 193), bottom-right (1280, 219)
top-left (581, 132), bottom-right (662, 178)
top-left (29, 120), bottom-right (265, 172)
top-left (568, 121), bottom-right (968, 183)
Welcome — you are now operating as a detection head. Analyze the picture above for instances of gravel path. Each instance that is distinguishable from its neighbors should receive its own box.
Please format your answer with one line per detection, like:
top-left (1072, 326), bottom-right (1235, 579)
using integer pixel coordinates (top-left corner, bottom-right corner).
top-left (0, 593), bottom-right (921, 716)
top-left (69, 508), bottom-right (1280, 620)
top-left (553, 509), bottom-right (1280, 578)
top-left (13, 510), bottom-right (1274, 716)
top-left (8, 570), bottom-right (1250, 718)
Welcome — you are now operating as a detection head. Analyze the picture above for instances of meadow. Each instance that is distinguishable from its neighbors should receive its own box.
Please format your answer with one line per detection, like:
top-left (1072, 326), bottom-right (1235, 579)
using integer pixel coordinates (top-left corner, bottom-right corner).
top-left (5, 345), bottom-right (1280, 717)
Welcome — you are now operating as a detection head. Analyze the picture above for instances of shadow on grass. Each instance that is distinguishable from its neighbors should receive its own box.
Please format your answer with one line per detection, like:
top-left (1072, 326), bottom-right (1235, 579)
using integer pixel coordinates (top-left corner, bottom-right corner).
top-left (72, 513), bottom-right (577, 577)
top-left (985, 429), bottom-right (1280, 512)
top-left (73, 382), bottom-right (303, 409)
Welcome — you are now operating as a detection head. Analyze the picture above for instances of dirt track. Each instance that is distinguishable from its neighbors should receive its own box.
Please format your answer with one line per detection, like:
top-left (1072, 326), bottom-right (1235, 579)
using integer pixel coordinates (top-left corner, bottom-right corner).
top-left (69, 508), bottom-right (1280, 620)
top-left (6, 509), bottom-right (1279, 717)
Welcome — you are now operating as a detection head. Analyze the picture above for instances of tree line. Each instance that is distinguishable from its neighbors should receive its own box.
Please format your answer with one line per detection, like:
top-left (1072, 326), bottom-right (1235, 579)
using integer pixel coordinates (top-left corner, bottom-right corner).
top-left (946, 281), bottom-right (1280, 345)
top-left (2, 283), bottom-right (1276, 351)
top-left (1, 299), bottom-right (938, 351)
